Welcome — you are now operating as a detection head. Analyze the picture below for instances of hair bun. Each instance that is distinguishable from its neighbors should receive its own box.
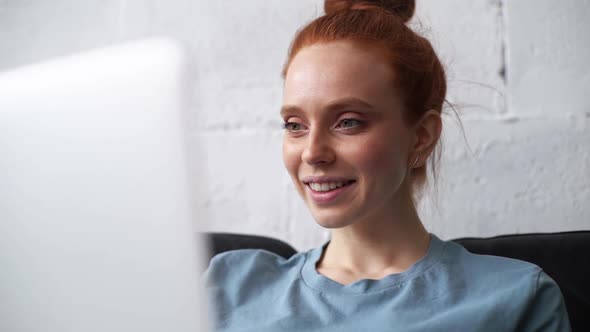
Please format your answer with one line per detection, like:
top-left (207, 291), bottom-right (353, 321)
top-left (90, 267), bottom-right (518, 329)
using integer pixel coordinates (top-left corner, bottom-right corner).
top-left (324, 0), bottom-right (416, 23)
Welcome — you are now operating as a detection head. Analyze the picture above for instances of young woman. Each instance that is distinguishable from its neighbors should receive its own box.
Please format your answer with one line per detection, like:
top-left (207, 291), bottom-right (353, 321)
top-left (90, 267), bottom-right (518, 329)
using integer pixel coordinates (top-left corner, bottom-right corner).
top-left (205, 1), bottom-right (571, 331)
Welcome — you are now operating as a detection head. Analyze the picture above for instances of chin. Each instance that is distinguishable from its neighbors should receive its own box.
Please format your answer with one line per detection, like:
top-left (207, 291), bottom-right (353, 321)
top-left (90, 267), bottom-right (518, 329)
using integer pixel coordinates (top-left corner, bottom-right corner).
top-left (310, 209), bottom-right (356, 229)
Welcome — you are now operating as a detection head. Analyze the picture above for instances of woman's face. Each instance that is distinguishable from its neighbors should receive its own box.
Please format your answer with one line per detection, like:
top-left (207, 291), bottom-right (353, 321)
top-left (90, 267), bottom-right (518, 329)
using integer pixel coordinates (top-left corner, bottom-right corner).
top-left (281, 41), bottom-right (416, 228)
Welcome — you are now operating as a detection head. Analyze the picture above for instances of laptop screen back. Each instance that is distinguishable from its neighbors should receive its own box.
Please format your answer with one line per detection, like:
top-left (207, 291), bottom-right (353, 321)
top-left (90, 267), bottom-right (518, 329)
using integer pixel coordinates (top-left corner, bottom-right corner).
top-left (0, 39), bottom-right (210, 332)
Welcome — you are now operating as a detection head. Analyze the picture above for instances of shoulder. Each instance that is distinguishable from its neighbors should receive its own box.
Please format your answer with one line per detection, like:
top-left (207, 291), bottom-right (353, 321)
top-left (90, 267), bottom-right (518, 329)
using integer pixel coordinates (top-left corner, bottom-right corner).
top-left (203, 248), bottom-right (311, 321)
top-left (208, 249), bottom-right (291, 270)
top-left (444, 240), bottom-right (541, 281)
top-left (439, 241), bottom-right (571, 331)
top-left (437, 240), bottom-right (544, 305)
top-left (208, 248), bottom-right (306, 271)
top-left (204, 249), bottom-right (307, 289)
top-left (517, 271), bottom-right (571, 331)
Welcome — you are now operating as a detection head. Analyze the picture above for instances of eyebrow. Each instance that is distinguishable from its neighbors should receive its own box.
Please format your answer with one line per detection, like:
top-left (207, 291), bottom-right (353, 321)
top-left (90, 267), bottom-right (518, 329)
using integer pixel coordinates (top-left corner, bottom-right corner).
top-left (280, 97), bottom-right (375, 117)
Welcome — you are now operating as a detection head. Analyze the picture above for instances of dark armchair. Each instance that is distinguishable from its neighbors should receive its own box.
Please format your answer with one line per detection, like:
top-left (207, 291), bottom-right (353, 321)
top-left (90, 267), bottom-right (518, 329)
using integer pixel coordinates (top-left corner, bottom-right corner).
top-left (205, 231), bottom-right (590, 332)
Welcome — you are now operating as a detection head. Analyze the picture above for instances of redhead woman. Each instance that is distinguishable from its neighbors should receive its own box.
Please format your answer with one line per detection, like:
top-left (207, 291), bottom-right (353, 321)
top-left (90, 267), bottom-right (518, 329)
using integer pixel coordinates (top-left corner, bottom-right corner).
top-left (205, 1), bottom-right (571, 331)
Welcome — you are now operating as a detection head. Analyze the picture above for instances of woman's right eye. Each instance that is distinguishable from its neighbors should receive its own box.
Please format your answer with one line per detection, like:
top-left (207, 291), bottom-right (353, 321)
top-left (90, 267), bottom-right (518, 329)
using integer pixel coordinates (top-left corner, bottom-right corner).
top-left (282, 122), bottom-right (305, 132)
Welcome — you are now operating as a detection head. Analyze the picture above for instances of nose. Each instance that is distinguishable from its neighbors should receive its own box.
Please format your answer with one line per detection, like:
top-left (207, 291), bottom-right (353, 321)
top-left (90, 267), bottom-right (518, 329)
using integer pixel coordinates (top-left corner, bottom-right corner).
top-left (301, 128), bottom-right (335, 166)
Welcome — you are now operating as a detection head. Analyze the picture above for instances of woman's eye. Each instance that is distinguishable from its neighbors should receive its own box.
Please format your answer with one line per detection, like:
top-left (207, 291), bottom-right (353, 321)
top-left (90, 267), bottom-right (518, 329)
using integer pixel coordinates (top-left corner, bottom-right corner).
top-left (338, 118), bottom-right (363, 129)
top-left (283, 122), bottom-right (305, 132)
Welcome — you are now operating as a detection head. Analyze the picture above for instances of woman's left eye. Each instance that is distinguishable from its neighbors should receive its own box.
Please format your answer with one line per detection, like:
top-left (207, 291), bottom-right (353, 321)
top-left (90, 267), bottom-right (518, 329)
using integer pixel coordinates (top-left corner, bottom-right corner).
top-left (337, 118), bottom-right (363, 129)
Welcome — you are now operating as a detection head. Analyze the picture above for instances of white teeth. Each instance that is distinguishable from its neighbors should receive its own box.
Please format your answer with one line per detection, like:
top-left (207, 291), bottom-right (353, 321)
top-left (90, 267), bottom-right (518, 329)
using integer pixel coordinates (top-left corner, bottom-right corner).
top-left (309, 181), bottom-right (348, 192)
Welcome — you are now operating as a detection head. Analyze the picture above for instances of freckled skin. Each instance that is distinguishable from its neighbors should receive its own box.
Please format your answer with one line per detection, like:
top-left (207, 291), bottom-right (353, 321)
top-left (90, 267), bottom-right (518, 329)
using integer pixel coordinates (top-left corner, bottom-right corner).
top-left (282, 41), bottom-right (415, 229)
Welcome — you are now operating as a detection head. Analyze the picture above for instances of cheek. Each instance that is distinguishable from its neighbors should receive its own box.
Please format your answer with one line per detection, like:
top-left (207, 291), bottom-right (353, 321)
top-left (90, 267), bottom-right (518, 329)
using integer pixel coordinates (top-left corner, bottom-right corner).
top-left (282, 139), bottom-right (300, 178)
top-left (349, 135), bottom-right (407, 178)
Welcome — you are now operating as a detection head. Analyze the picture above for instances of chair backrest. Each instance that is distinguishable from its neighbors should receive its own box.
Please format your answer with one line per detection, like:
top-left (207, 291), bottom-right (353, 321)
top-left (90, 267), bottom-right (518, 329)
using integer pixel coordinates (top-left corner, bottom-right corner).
top-left (206, 231), bottom-right (589, 332)
top-left (206, 233), bottom-right (297, 262)
top-left (453, 231), bottom-right (590, 332)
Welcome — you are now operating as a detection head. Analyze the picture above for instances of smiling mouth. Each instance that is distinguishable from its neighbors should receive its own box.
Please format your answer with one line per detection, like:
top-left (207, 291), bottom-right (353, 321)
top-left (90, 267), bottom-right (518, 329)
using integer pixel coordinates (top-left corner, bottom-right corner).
top-left (307, 180), bottom-right (356, 192)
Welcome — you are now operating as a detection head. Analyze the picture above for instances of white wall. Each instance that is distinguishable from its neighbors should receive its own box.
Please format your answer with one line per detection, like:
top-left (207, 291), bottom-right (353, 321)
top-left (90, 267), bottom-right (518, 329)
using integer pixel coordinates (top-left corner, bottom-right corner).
top-left (1, 0), bottom-right (588, 250)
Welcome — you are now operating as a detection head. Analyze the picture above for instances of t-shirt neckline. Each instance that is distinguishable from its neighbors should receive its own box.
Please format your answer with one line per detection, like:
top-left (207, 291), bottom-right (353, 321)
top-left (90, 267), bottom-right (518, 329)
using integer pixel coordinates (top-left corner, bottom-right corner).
top-left (300, 234), bottom-right (446, 294)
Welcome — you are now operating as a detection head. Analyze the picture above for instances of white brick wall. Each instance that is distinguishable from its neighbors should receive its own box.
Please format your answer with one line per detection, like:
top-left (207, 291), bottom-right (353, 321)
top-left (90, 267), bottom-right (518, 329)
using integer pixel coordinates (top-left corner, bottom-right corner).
top-left (1, 0), bottom-right (588, 250)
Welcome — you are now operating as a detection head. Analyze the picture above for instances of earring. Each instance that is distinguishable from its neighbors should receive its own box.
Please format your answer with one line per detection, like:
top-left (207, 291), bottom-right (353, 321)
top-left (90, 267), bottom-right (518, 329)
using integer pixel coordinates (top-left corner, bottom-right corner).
top-left (411, 156), bottom-right (420, 168)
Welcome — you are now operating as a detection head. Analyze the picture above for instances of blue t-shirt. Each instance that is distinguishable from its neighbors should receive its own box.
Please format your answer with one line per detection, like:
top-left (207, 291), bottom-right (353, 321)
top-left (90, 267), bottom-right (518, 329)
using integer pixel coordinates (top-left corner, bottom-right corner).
top-left (204, 235), bottom-right (571, 332)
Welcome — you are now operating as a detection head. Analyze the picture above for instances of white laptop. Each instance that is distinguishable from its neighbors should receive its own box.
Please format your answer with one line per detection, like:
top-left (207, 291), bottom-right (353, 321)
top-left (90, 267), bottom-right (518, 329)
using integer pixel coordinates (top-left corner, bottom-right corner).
top-left (0, 39), bottom-right (211, 332)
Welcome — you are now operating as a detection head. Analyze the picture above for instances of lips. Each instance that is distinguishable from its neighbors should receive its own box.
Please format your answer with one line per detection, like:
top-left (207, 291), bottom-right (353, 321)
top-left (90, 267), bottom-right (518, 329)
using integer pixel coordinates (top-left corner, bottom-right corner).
top-left (301, 176), bottom-right (356, 204)
top-left (308, 180), bottom-right (355, 192)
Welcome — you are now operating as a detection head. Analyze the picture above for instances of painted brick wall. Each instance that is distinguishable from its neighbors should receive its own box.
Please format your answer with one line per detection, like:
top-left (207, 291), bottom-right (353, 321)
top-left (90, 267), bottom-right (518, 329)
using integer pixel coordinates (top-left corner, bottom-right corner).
top-left (1, 0), bottom-right (588, 250)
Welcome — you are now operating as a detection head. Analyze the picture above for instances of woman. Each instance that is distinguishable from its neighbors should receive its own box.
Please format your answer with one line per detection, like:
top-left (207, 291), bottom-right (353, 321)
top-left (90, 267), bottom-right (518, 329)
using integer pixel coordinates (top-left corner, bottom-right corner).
top-left (205, 1), bottom-right (571, 331)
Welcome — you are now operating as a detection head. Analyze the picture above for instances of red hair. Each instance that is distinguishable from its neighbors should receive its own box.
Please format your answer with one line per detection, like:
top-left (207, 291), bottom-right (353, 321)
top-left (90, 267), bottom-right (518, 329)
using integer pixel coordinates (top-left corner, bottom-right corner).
top-left (282, 0), bottom-right (447, 190)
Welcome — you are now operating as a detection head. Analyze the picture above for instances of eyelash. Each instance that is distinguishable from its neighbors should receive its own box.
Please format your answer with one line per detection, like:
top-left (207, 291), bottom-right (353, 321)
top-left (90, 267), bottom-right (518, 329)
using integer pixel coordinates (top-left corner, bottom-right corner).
top-left (281, 121), bottom-right (303, 131)
top-left (336, 118), bottom-right (364, 129)
top-left (281, 118), bottom-right (365, 132)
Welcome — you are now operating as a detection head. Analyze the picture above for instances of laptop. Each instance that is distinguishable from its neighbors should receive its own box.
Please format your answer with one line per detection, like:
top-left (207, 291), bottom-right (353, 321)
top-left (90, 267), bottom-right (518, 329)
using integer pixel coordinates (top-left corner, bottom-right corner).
top-left (0, 38), bottom-right (211, 332)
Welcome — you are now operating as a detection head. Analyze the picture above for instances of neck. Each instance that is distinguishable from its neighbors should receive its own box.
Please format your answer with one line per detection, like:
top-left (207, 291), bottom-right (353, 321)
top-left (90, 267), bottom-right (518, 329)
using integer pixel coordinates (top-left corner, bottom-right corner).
top-left (318, 192), bottom-right (430, 278)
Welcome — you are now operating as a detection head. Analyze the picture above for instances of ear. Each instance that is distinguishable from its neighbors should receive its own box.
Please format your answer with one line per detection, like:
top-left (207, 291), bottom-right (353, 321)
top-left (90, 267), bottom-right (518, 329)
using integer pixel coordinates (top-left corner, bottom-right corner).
top-left (409, 110), bottom-right (442, 167)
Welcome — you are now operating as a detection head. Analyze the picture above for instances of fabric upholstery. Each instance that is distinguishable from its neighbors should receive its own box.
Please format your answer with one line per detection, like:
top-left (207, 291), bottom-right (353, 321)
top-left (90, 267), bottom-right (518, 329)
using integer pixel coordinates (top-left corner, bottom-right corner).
top-left (206, 232), bottom-right (297, 262)
top-left (453, 231), bottom-right (589, 332)
top-left (205, 231), bottom-right (589, 332)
